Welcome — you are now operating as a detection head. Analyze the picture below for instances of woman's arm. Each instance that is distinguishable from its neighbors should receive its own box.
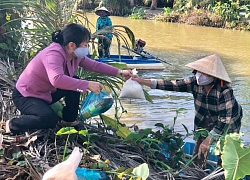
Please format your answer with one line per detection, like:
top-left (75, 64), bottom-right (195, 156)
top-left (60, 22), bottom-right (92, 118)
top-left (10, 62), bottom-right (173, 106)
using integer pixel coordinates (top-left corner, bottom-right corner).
top-left (44, 54), bottom-right (90, 93)
top-left (79, 56), bottom-right (119, 76)
top-left (79, 56), bottom-right (133, 78)
top-left (133, 76), bottom-right (196, 93)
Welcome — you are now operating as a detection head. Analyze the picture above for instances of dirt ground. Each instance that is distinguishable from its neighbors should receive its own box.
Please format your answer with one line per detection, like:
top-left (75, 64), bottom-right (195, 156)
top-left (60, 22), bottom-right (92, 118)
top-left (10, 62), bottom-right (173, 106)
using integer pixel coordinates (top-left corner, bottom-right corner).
top-left (145, 8), bottom-right (163, 20)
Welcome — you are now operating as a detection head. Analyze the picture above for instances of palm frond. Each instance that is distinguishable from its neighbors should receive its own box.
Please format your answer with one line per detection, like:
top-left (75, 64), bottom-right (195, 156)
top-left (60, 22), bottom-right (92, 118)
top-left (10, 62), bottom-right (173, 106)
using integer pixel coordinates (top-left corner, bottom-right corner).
top-left (1, 0), bottom-right (90, 60)
top-left (201, 167), bottom-right (224, 180)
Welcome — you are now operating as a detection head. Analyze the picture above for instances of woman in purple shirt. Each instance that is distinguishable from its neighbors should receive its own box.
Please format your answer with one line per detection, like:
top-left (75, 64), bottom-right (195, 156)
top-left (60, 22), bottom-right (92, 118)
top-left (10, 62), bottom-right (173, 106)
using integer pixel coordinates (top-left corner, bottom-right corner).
top-left (5, 23), bottom-right (132, 134)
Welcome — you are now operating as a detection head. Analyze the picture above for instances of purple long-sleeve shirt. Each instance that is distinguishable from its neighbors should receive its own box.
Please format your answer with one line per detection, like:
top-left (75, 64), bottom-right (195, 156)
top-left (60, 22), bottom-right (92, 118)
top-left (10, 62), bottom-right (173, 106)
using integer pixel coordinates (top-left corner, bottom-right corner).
top-left (16, 43), bottom-right (119, 103)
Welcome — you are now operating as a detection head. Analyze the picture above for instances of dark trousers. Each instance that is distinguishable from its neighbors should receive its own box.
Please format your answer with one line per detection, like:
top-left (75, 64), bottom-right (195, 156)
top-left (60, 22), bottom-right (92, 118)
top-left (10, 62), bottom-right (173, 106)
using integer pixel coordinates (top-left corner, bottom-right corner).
top-left (98, 38), bottom-right (111, 58)
top-left (10, 87), bottom-right (80, 132)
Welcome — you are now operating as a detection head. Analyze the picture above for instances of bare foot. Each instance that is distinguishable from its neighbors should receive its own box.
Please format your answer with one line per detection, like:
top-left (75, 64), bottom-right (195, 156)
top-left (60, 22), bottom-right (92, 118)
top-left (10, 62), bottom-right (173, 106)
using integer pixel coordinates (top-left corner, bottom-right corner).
top-left (5, 120), bottom-right (11, 133)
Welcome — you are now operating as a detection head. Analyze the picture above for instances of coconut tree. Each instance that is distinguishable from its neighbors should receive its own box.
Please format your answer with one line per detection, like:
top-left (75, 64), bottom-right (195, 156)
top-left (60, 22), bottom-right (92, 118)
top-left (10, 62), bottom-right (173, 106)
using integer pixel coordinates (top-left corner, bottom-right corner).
top-left (150, 0), bottom-right (158, 10)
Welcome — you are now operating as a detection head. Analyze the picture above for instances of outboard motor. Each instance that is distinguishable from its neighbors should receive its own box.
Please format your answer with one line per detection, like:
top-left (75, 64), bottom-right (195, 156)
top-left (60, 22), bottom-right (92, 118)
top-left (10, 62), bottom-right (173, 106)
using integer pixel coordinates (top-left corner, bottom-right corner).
top-left (134, 39), bottom-right (146, 53)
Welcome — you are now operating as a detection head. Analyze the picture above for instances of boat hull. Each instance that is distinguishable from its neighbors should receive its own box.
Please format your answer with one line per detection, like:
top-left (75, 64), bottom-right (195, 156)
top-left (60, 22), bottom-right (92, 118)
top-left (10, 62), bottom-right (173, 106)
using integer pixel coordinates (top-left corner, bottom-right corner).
top-left (95, 55), bottom-right (165, 70)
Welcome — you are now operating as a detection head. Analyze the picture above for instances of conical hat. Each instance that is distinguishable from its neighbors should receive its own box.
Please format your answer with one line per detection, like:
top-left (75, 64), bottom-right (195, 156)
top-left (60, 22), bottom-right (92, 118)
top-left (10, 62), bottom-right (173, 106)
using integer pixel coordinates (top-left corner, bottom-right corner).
top-left (185, 54), bottom-right (231, 83)
top-left (95, 7), bottom-right (110, 16)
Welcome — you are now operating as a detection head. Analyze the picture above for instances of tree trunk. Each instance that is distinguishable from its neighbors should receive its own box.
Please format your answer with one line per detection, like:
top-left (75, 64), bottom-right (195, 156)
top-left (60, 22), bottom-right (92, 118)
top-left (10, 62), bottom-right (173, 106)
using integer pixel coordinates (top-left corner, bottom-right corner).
top-left (150, 0), bottom-right (157, 10)
top-left (91, 0), bottom-right (95, 8)
top-left (167, 0), bottom-right (174, 8)
top-left (130, 0), bottom-right (135, 6)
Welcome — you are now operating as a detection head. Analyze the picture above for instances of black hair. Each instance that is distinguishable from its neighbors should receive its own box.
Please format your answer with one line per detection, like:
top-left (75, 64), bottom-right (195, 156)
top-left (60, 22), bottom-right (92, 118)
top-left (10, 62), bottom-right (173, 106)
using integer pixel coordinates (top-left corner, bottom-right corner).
top-left (51, 23), bottom-right (91, 47)
top-left (192, 70), bottom-right (197, 74)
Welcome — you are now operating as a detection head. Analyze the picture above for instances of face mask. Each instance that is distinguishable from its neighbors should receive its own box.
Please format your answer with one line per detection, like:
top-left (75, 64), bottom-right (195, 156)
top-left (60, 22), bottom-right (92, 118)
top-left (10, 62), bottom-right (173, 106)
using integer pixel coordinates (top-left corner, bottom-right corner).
top-left (74, 47), bottom-right (89, 58)
top-left (195, 72), bottom-right (214, 85)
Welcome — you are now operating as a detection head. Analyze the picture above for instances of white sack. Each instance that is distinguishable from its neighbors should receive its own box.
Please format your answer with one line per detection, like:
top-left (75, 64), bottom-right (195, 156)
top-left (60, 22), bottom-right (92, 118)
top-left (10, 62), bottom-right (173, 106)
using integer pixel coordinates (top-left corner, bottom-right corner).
top-left (42, 147), bottom-right (83, 180)
top-left (119, 69), bottom-right (145, 99)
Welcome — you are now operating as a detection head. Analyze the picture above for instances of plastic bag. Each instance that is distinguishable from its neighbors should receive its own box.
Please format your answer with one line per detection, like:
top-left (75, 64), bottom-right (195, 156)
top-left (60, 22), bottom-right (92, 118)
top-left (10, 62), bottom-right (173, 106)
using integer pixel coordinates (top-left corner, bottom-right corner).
top-left (42, 147), bottom-right (82, 180)
top-left (50, 101), bottom-right (63, 118)
top-left (76, 167), bottom-right (110, 180)
top-left (79, 91), bottom-right (114, 121)
top-left (119, 69), bottom-right (145, 99)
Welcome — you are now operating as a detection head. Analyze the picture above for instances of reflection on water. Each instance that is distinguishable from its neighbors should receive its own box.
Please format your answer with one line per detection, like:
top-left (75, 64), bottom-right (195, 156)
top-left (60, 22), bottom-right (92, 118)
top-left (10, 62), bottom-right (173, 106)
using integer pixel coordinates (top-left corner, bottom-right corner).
top-left (87, 13), bottom-right (250, 142)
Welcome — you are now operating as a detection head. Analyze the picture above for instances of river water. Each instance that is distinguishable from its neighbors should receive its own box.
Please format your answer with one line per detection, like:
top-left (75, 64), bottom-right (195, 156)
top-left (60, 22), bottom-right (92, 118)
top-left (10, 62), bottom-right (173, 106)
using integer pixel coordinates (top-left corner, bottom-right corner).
top-left (87, 13), bottom-right (250, 142)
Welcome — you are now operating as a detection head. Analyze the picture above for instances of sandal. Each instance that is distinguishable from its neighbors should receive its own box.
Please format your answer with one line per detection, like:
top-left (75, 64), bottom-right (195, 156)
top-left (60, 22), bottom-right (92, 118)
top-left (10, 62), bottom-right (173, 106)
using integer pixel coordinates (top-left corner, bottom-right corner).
top-left (60, 120), bottom-right (79, 127)
top-left (1, 120), bottom-right (11, 134)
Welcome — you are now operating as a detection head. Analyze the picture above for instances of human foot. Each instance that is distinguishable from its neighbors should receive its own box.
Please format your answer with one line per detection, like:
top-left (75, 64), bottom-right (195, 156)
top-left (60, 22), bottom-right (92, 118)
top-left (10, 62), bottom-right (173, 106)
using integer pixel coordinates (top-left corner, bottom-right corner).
top-left (5, 120), bottom-right (11, 133)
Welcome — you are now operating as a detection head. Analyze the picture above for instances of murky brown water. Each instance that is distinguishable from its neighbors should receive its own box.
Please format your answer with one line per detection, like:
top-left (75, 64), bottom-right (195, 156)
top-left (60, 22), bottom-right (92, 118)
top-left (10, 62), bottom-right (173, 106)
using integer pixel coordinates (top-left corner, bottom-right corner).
top-left (87, 13), bottom-right (250, 142)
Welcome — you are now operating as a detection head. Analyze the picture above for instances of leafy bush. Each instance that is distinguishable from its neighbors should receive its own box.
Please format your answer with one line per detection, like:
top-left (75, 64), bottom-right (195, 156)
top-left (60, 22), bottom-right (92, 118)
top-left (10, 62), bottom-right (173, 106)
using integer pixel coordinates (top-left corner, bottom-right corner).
top-left (0, 1), bottom-right (24, 65)
top-left (129, 7), bottom-right (147, 19)
top-left (163, 7), bottom-right (172, 15)
top-left (0, 0), bottom-right (89, 65)
top-left (101, 0), bottom-right (131, 16)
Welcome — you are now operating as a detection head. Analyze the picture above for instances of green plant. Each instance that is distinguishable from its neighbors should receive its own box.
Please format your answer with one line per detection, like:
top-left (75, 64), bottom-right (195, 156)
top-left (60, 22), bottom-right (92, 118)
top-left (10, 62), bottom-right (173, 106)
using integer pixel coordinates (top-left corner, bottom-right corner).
top-left (240, 5), bottom-right (250, 19)
top-left (1, 0), bottom-right (137, 64)
top-left (102, 162), bottom-right (150, 179)
top-left (221, 133), bottom-right (250, 180)
top-left (123, 108), bottom-right (189, 170)
top-left (101, 0), bottom-right (131, 16)
top-left (0, 0), bottom-right (89, 64)
top-left (0, 0), bottom-right (24, 65)
top-left (100, 115), bottom-right (132, 138)
top-left (129, 7), bottom-right (147, 19)
top-left (211, 1), bottom-right (241, 23)
top-left (163, 7), bottom-right (172, 15)
top-left (117, 163), bottom-right (149, 180)
top-left (173, 0), bottom-right (189, 12)
top-left (56, 127), bottom-right (89, 161)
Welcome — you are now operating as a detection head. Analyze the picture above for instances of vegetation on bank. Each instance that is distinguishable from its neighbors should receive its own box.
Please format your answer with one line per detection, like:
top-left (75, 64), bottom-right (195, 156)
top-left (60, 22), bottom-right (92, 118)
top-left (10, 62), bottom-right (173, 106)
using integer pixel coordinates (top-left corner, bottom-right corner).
top-left (79, 0), bottom-right (250, 31)
top-left (129, 0), bottom-right (250, 31)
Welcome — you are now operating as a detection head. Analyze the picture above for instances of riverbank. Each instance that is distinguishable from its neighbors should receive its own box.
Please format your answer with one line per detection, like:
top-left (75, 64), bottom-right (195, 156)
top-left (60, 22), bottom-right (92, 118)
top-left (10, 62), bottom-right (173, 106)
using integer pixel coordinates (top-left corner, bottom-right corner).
top-left (143, 7), bottom-right (250, 31)
top-left (144, 8), bottom-right (163, 20)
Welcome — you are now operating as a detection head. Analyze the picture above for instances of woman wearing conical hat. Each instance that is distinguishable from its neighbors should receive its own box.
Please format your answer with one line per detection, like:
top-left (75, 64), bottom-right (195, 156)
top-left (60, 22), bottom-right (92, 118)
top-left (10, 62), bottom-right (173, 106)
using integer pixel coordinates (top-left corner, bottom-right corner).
top-left (95, 7), bottom-right (113, 58)
top-left (132, 54), bottom-right (243, 169)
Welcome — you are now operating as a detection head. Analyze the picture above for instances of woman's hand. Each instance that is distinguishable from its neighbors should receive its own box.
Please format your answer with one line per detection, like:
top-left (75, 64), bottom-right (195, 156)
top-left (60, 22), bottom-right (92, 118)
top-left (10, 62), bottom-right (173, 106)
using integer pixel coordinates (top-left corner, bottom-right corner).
top-left (87, 81), bottom-right (103, 94)
top-left (99, 35), bottom-right (105, 40)
top-left (198, 136), bottom-right (213, 158)
top-left (132, 75), bottom-right (143, 84)
top-left (132, 76), bottom-right (152, 87)
top-left (119, 69), bottom-right (133, 80)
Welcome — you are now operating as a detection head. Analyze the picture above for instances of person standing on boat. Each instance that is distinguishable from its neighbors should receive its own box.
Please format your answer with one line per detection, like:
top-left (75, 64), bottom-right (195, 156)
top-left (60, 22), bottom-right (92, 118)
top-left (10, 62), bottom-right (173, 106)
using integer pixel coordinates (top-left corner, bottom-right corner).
top-left (132, 54), bottom-right (242, 169)
top-left (95, 7), bottom-right (113, 58)
top-left (4, 23), bottom-right (132, 134)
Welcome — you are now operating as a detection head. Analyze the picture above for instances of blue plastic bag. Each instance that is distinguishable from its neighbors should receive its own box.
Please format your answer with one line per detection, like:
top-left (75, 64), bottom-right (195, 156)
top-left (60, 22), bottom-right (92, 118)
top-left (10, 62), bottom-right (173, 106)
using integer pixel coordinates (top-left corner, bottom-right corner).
top-left (76, 167), bottom-right (110, 180)
top-left (79, 91), bottom-right (113, 121)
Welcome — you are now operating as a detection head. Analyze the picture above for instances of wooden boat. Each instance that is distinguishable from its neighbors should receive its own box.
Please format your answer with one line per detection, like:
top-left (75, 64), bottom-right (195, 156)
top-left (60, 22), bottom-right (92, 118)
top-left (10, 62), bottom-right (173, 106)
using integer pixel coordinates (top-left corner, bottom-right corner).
top-left (95, 54), bottom-right (166, 70)
top-left (94, 45), bottom-right (171, 70)
top-left (183, 141), bottom-right (218, 166)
